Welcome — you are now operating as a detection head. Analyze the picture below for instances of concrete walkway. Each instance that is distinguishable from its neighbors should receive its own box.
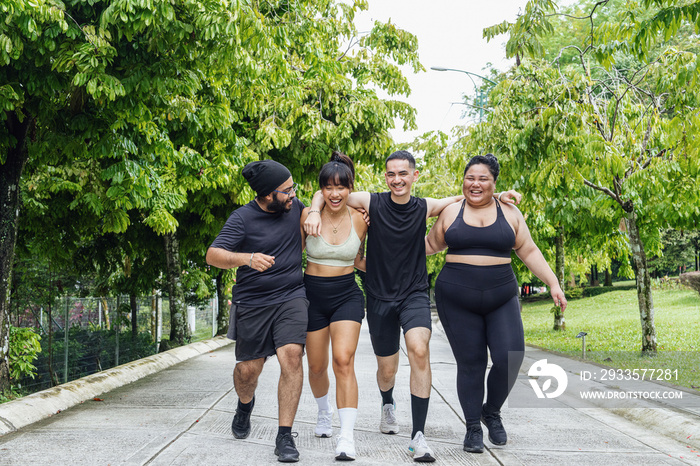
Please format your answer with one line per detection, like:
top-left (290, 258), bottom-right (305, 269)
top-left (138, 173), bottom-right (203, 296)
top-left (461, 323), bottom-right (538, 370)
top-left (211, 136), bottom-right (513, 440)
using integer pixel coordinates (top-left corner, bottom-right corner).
top-left (0, 320), bottom-right (699, 465)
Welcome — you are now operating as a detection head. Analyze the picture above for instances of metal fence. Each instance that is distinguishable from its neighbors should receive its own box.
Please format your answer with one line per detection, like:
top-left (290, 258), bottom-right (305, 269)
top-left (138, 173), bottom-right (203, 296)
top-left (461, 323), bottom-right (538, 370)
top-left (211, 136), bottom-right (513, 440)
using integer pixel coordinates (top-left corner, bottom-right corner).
top-left (14, 295), bottom-right (220, 394)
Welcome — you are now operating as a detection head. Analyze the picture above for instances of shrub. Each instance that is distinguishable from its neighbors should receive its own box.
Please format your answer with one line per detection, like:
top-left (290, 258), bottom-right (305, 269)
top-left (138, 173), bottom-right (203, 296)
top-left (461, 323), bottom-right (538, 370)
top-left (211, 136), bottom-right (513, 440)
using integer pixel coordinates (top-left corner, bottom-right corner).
top-left (582, 284), bottom-right (636, 297)
top-left (680, 272), bottom-right (700, 297)
top-left (8, 326), bottom-right (42, 382)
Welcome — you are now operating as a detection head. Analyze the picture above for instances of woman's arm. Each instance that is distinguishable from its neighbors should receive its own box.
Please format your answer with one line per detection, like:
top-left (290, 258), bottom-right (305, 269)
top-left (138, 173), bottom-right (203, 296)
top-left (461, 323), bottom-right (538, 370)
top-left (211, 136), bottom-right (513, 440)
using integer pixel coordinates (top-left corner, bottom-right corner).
top-left (303, 191), bottom-right (371, 236)
top-left (299, 207), bottom-right (310, 251)
top-left (510, 207), bottom-right (567, 311)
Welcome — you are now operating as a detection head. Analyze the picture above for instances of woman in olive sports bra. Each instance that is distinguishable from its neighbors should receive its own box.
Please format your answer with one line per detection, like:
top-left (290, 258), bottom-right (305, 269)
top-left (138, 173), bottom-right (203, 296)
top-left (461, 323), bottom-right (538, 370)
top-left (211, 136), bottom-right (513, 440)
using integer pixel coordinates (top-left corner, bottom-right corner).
top-left (426, 154), bottom-right (567, 455)
top-left (300, 151), bottom-right (367, 461)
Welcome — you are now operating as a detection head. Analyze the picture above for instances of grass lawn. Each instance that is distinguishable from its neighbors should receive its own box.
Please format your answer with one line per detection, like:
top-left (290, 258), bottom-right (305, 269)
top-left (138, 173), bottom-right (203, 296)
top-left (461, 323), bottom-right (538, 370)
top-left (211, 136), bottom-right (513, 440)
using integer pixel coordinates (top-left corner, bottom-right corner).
top-left (521, 287), bottom-right (700, 392)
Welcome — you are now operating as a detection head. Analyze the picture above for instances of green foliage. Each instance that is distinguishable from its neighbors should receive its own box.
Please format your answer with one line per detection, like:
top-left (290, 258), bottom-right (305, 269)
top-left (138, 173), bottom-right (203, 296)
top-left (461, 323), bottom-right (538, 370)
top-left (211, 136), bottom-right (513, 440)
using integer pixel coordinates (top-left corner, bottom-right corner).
top-left (648, 229), bottom-right (699, 276)
top-left (2, 0), bottom-right (423, 373)
top-left (477, 0), bottom-right (700, 352)
top-left (22, 327), bottom-right (156, 392)
top-left (522, 287), bottom-right (700, 390)
top-left (8, 326), bottom-right (41, 382)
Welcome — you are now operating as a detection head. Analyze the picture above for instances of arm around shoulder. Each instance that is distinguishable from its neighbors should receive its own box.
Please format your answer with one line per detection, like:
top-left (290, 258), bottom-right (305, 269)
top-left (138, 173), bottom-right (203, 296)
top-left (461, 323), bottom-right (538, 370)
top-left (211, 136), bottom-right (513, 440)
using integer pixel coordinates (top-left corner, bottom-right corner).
top-left (425, 195), bottom-right (463, 218)
top-left (425, 208), bottom-right (452, 255)
top-left (347, 191), bottom-right (371, 211)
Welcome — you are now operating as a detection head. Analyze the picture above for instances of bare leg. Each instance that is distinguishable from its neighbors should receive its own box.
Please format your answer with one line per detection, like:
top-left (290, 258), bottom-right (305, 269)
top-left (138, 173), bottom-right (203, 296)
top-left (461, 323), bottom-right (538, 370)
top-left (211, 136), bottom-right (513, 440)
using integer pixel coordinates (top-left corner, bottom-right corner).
top-left (306, 327), bottom-right (331, 398)
top-left (276, 343), bottom-right (304, 426)
top-left (329, 320), bottom-right (361, 408)
top-left (405, 327), bottom-right (432, 398)
top-left (376, 352), bottom-right (399, 392)
top-left (233, 358), bottom-right (265, 403)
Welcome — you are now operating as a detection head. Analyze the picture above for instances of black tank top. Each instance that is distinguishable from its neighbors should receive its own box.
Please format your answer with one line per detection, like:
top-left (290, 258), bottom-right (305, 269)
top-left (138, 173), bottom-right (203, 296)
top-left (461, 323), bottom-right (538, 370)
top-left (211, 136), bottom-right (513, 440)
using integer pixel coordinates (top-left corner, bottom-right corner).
top-left (366, 192), bottom-right (428, 300)
top-left (445, 200), bottom-right (515, 258)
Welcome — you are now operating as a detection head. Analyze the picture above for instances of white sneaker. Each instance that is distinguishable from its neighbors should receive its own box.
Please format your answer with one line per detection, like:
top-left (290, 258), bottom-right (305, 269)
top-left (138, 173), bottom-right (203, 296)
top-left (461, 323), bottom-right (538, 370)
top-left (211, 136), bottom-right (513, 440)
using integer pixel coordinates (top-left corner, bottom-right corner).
top-left (380, 402), bottom-right (399, 434)
top-left (409, 431), bottom-right (435, 463)
top-left (335, 432), bottom-right (356, 461)
top-left (315, 408), bottom-right (333, 438)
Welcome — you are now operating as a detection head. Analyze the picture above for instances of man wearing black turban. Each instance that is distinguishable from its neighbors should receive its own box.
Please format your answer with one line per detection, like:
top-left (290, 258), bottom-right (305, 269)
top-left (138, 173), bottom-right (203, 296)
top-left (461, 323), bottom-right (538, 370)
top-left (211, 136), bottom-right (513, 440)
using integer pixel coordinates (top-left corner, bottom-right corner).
top-left (207, 159), bottom-right (307, 463)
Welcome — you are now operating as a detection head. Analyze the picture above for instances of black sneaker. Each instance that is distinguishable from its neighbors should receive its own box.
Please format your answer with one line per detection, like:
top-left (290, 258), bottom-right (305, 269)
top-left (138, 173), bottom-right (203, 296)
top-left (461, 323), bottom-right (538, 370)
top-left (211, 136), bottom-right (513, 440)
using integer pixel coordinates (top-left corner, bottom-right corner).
top-left (463, 424), bottom-right (484, 453)
top-left (275, 432), bottom-right (300, 463)
top-left (480, 405), bottom-right (507, 445)
top-left (231, 397), bottom-right (255, 439)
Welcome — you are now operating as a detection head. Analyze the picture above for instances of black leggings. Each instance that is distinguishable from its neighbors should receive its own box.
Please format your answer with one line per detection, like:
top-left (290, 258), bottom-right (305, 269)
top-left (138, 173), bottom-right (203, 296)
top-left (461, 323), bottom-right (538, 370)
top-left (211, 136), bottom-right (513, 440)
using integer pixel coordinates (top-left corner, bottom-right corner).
top-left (435, 263), bottom-right (524, 424)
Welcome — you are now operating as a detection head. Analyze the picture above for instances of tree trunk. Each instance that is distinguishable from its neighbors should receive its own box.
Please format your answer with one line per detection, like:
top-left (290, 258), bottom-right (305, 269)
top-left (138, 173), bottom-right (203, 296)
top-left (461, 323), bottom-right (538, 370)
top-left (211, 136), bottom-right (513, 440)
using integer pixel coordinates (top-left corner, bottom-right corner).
top-left (101, 297), bottom-right (111, 330)
top-left (215, 270), bottom-right (229, 336)
top-left (0, 111), bottom-right (32, 392)
top-left (624, 210), bottom-right (657, 353)
top-left (151, 291), bottom-right (157, 342)
top-left (553, 226), bottom-right (566, 331)
top-left (604, 268), bottom-right (612, 286)
top-left (163, 232), bottom-right (189, 346)
top-left (130, 293), bottom-right (138, 339)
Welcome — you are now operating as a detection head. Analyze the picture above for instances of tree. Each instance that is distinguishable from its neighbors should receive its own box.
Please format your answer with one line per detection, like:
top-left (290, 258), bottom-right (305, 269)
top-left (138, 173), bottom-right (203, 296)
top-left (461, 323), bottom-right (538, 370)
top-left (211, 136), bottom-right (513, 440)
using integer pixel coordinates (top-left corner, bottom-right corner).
top-left (484, 0), bottom-right (700, 352)
top-left (2, 0), bottom-right (421, 389)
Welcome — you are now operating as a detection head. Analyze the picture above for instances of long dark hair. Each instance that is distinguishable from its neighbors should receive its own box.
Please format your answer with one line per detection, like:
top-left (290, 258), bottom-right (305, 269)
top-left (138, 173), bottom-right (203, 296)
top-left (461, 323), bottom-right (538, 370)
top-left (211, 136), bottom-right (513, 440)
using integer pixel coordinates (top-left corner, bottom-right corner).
top-left (319, 150), bottom-right (355, 189)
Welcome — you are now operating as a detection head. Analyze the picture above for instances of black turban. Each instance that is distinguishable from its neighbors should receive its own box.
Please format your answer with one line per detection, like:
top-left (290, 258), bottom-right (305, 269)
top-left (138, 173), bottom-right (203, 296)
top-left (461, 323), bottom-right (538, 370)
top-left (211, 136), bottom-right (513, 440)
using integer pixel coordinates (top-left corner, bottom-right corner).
top-left (242, 160), bottom-right (292, 197)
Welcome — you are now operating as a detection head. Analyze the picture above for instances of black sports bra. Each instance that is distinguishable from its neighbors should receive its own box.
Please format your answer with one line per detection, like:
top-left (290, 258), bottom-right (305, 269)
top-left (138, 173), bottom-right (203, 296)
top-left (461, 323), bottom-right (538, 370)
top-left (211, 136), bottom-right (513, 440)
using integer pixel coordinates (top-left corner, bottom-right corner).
top-left (445, 200), bottom-right (515, 258)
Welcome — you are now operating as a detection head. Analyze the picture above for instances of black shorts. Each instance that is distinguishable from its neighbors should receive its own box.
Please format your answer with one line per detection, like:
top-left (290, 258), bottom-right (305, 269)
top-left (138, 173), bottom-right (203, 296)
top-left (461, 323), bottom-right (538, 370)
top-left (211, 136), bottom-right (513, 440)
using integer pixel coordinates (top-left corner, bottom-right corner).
top-left (304, 273), bottom-right (365, 332)
top-left (228, 297), bottom-right (309, 361)
top-left (366, 289), bottom-right (431, 357)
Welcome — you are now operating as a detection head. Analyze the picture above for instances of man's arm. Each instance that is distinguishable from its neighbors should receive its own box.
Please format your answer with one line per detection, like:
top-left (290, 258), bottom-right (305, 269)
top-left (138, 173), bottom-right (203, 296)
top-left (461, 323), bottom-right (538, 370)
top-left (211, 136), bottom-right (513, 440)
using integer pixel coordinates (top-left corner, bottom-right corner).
top-left (425, 195), bottom-right (463, 219)
top-left (303, 191), bottom-right (371, 236)
top-left (206, 247), bottom-right (275, 272)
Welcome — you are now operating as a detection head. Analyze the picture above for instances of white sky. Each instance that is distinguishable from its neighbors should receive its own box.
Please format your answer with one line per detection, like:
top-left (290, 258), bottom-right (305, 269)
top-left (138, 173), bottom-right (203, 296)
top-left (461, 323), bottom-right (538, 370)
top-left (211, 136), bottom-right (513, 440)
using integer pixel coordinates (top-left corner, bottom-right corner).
top-left (354, 1), bottom-right (529, 143)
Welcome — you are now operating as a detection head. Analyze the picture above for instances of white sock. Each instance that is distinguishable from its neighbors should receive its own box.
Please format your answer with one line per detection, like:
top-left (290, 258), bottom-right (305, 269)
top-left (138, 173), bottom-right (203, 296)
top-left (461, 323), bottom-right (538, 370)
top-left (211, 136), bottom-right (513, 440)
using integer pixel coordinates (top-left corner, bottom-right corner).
top-left (338, 407), bottom-right (357, 437)
top-left (315, 393), bottom-right (331, 412)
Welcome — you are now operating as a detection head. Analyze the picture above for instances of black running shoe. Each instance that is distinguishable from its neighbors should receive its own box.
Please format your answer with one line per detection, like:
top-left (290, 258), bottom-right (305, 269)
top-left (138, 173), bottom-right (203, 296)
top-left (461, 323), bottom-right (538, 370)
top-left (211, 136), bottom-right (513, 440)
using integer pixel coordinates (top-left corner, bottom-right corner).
top-left (231, 397), bottom-right (255, 439)
top-left (481, 405), bottom-right (507, 445)
top-left (463, 424), bottom-right (484, 453)
top-left (275, 432), bottom-right (300, 463)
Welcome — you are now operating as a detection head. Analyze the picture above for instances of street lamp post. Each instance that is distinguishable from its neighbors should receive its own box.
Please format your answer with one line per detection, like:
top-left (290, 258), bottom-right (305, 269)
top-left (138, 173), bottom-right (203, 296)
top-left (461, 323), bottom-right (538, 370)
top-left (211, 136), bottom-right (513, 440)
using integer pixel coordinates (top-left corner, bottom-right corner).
top-left (431, 66), bottom-right (497, 122)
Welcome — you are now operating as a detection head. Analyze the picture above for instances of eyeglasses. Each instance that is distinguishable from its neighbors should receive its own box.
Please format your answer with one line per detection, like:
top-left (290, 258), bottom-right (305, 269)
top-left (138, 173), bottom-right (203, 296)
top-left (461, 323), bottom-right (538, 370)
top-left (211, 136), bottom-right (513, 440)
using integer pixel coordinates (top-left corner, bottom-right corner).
top-left (273, 183), bottom-right (298, 196)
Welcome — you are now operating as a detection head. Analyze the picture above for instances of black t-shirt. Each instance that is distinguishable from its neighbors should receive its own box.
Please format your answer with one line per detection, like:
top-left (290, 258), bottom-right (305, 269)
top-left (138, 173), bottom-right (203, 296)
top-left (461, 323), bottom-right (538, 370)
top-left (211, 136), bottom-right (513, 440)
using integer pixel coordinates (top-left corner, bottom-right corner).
top-left (209, 198), bottom-right (306, 306)
top-left (366, 192), bottom-right (428, 300)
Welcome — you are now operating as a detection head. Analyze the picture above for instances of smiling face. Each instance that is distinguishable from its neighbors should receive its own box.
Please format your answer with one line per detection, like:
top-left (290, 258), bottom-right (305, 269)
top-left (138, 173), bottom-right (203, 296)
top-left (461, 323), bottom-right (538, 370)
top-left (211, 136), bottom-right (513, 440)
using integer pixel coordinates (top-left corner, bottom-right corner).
top-left (322, 178), bottom-right (351, 214)
top-left (463, 163), bottom-right (496, 206)
top-left (384, 159), bottom-right (418, 200)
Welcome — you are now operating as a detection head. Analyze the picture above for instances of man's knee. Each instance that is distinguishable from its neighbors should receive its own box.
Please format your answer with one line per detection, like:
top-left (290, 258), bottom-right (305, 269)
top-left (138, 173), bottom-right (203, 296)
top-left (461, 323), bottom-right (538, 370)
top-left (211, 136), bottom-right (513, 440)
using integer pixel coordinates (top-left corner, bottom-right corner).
top-left (406, 329), bottom-right (431, 366)
top-left (277, 344), bottom-right (304, 370)
top-left (235, 360), bottom-right (263, 382)
top-left (376, 354), bottom-right (399, 379)
top-left (407, 341), bottom-right (429, 362)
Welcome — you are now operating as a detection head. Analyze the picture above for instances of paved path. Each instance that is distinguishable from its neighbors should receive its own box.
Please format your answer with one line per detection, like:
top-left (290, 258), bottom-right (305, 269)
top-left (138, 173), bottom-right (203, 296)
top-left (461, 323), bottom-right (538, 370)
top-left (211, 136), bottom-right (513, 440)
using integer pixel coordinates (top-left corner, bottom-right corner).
top-left (0, 321), bottom-right (699, 465)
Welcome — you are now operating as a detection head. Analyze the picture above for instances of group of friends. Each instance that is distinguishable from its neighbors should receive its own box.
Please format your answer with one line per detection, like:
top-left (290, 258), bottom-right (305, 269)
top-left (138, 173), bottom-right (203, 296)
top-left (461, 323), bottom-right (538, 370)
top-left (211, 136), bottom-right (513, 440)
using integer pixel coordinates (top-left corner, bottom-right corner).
top-left (206, 150), bottom-right (567, 463)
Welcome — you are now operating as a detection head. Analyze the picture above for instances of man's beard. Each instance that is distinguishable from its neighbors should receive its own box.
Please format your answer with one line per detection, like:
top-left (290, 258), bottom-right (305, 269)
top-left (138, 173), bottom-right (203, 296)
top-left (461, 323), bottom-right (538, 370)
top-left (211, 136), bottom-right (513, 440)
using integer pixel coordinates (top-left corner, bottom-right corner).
top-left (268, 193), bottom-right (292, 213)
